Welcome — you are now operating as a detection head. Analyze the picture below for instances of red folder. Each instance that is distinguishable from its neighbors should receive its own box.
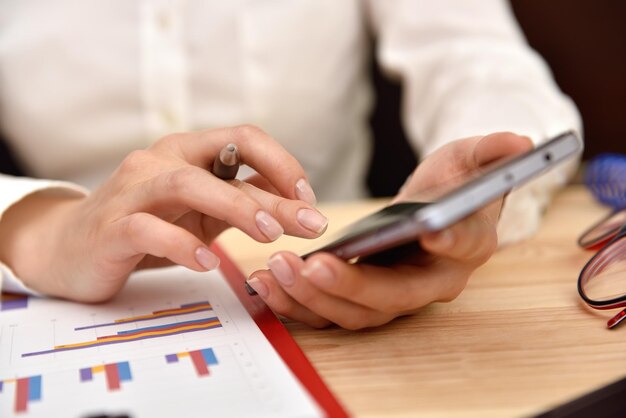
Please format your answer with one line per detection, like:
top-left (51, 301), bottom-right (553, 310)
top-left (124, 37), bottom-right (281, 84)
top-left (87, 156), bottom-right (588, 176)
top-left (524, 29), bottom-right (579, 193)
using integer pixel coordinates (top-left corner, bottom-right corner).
top-left (211, 244), bottom-right (349, 418)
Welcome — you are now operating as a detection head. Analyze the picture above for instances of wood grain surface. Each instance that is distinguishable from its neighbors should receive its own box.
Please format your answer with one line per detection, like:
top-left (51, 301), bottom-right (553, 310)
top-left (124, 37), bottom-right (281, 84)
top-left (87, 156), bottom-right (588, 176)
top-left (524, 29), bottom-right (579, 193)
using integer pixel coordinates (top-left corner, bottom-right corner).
top-left (218, 186), bottom-right (625, 417)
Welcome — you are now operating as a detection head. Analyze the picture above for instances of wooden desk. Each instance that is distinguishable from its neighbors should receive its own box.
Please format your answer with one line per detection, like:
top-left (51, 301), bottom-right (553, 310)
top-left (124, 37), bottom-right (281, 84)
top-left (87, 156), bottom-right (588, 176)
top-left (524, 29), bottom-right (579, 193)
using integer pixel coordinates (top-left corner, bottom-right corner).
top-left (218, 185), bottom-right (626, 417)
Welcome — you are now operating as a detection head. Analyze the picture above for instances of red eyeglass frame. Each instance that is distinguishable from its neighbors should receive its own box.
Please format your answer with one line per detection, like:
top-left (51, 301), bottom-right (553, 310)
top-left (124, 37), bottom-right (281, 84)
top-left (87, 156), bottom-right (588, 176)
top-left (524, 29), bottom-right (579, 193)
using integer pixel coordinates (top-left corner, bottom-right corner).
top-left (577, 218), bottom-right (626, 329)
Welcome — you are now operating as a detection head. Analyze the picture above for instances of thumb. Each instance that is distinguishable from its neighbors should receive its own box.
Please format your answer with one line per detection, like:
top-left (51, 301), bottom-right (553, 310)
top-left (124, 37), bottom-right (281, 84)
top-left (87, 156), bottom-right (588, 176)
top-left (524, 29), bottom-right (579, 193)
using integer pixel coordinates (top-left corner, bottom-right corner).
top-left (469, 132), bottom-right (534, 170)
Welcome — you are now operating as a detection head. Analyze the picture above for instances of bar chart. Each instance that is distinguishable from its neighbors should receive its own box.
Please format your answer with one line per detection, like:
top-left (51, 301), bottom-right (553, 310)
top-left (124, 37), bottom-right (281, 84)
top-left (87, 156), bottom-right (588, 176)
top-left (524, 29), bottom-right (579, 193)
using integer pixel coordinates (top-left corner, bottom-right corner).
top-left (0, 292), bottom-right (29, 311)
top-left (0, 267), bottom-right (322, 417)
top-left (80, 361), bottom-right (133, 391)
top-left (165, 347), bottom-right (219, 377)
top-left (22, 301), bottom-right (222, 357)
top-left (0, 375), bottom-right (42, 414)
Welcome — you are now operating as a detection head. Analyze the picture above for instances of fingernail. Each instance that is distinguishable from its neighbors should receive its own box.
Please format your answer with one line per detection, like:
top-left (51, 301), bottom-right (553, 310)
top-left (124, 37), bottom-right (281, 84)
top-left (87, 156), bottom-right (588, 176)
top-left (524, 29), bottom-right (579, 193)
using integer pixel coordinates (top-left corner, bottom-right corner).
top-left (195, 247), bottom-right (220, 270)
top-left (256, 210), bottom-right (284, 241)
top-left (301, 259), bottom-right (335, 287)
top-left (268, 254), bottom-right (294, 286)
top-left (246, 277), bottom-right (268, 298)
top-left (297, 208), bottom-right (328, 234)
top-left (295, 178), bottom-right (317, 205)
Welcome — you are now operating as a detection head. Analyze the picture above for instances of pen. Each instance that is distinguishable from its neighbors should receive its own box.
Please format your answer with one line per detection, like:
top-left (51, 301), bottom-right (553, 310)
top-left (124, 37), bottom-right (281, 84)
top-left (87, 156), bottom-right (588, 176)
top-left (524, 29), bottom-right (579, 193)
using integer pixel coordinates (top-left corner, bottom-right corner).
top-left (211, 144), bottom-right (253, 294)
top-left (212, 143), bottom-right (240, 180)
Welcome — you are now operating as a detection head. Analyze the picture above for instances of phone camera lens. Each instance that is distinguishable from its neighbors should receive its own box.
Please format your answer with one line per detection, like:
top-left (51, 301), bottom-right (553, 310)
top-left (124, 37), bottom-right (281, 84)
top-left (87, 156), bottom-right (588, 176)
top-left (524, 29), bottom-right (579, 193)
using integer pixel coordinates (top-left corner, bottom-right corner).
top-left (544, 152), bottom-right (553, 162)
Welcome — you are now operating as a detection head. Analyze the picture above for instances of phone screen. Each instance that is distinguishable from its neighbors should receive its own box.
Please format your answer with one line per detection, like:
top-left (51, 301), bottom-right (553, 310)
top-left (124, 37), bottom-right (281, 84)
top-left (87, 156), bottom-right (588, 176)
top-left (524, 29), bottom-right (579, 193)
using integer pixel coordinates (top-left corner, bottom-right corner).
top-left (301, 202), bottom-right (431, 262)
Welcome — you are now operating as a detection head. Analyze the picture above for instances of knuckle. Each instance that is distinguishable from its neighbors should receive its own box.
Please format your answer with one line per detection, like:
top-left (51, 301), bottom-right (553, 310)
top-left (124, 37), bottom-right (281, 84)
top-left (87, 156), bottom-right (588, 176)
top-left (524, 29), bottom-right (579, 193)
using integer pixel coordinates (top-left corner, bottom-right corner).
top-left (269, 196), bottom-right (292, 218)
top-left (161, 166), bottom-right (197, 196)
top-left (337, 316), bottom-right (369, 331)
top-left (121, 213), bottom-right (150, 248)
top-left (293, 289), bottom-right (316, 307)
top-left (465, 224), bottom-right (497, 264)
top-left (437, 270), bottom-right (469, 303)
top-left (268, 297), bottom-right (298, 319)
top-left (152, 133), bottom-right (180, 151)
top-left (158, 133), bottom-right (182, 144)
top-left (154, 133), bottom-right (188, 155)
top-left (223, 192), bottom-right (256, 225)
top-left (119, 150), bottom-right (150, 175)
top-left (380, 287), bottom-right (415, 314)
top-left (227, 179), bottom-right (246, 190)
top-left (232, 124), bottom-right (265, 144)
top-left (124, 213), bottom-right (149, 235)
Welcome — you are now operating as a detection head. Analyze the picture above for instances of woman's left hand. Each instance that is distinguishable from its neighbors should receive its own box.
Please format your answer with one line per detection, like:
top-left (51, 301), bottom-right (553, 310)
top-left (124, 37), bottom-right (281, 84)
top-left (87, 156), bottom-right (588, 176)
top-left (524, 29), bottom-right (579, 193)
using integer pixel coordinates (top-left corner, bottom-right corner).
top-left (246, 132), bottom-right (533, 329)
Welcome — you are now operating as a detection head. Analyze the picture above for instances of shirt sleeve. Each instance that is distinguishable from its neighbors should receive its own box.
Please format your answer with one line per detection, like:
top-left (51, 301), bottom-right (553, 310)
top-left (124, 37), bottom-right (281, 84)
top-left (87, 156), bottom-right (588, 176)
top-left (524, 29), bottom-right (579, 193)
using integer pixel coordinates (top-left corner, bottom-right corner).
top-left (366, 0), bottom-right (583, 244)
top-left (0, 174), bottom-right (88, 294)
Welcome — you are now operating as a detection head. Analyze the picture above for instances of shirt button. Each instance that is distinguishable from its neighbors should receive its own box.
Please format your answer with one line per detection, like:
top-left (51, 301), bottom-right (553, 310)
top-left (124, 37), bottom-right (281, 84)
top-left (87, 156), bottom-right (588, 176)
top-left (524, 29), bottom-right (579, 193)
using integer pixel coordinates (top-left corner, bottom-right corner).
top-left (160, 108), bottom-right (180, 131)
top-left (157, 10), bottom-right (172, 32)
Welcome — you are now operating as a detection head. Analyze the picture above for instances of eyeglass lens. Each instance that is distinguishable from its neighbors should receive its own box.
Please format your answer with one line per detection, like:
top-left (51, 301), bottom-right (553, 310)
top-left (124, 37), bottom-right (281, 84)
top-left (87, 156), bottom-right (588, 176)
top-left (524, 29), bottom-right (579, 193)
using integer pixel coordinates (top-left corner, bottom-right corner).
top-left (580, 235), bottom-right (626, 303)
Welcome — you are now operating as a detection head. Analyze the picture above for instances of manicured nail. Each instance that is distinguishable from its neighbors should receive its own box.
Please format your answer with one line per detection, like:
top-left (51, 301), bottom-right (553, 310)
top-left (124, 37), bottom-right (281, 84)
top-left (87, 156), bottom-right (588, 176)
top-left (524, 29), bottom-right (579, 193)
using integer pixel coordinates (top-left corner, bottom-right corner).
top-left (301, 260), bottom-right (335, 287)
top-left (268, 254), bottom-right (294, 286)
top-left (255, 210), bottom-right (284, 241)
top-left (246, 277), bottom-right (269, 298)
top-left (295, 178), bottom-right (317, 205)
top-left (297, 208), bottom-right (328, 234)
top-left (195, 247), bottom-right (220, 270)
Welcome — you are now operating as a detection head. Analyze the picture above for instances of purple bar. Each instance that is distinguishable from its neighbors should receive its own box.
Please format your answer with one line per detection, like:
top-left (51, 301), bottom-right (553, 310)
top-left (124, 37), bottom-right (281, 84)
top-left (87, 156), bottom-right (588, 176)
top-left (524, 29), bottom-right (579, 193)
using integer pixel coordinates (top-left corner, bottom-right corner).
top-left (22, 320), bottom-right (223, 357)
top-left (0, 294), bottom-right (28, 311)
top-left (181, 301), bottom-right (210, 308)
top-left (74, 301), bottom-right (212, 331)
top-left (79, 367), bottom-right (93, 382)
top-left (165, 354), bottom-right (179, 363)
top-left (0, 380), bottom-right (3, 392)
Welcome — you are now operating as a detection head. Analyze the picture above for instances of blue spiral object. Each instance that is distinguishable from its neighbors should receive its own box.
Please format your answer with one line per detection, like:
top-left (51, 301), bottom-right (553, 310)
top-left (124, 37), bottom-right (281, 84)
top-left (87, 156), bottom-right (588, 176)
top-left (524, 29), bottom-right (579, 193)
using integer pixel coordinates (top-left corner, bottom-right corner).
top-left (584, 153), bottom-right (626, 210)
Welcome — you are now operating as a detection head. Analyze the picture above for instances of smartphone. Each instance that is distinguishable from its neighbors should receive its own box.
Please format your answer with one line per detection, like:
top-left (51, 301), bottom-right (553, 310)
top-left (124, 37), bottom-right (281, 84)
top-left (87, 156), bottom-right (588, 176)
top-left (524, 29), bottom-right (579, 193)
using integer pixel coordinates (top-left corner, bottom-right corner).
top-left (303, 131), bottom-right (581, 263)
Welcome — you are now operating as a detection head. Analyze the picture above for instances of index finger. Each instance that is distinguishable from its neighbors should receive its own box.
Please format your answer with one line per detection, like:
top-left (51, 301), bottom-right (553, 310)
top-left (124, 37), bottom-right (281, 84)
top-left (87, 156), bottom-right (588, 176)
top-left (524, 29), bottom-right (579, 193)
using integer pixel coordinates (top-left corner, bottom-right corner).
top-left (169, 125), bottom-right (318, 204)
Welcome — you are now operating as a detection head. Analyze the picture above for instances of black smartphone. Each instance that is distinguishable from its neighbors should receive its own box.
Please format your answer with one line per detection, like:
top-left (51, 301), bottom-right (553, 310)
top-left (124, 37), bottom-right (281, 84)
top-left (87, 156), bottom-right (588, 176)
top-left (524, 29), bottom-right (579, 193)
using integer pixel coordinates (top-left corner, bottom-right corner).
top-left (303, 131), bottom-right (581, 263)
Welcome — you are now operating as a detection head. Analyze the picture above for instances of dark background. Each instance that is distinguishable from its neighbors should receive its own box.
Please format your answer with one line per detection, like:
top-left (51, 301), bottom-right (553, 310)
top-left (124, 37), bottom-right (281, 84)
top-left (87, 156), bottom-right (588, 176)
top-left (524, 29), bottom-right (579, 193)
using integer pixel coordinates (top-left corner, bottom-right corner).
top-left (2, 1), bottom-right (625, 197)
top-left (367, 0), bottom-right (626, 196)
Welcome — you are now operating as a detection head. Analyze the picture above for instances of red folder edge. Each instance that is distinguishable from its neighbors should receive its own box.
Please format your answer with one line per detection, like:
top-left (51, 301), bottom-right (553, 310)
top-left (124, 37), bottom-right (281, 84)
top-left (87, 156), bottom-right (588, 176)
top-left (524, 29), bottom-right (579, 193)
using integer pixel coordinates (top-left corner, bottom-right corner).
top-left (211, 243), bottom-right (349, 418)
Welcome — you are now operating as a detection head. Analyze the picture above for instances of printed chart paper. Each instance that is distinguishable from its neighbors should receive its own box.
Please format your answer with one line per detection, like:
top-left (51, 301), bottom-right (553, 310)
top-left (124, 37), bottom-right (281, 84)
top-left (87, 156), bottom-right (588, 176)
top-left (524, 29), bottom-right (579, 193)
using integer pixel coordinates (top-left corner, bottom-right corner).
top-left (0, 267), bottom-right (323, 417)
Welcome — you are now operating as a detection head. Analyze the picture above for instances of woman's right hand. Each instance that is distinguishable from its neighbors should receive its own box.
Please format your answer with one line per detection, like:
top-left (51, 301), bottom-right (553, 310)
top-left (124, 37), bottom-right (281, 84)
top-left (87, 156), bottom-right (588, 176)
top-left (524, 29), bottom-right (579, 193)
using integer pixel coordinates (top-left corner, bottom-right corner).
top-left (0, 125), bottom-right (327, 302)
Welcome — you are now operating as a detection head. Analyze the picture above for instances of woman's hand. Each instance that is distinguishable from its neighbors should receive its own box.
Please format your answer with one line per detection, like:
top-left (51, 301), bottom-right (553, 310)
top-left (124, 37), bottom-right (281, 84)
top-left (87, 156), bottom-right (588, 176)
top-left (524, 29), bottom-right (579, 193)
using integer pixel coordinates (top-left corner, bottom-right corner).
top-left (0, 125), bottom-right (327, 302)
top-left (246, 132), bottom-right (533, 329)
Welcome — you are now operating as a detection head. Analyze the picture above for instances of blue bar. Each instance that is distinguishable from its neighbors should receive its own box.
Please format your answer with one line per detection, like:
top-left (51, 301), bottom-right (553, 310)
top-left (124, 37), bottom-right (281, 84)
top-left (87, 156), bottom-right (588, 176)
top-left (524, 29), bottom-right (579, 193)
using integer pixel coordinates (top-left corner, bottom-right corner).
top-left (28, 375), bottom-right (42, 401)
top-left (0, 380), bottom-right (4, 392)
top-left (201, 348), bottom-right (218, 365)
top-left (116, 317), bottom-right (219, 335)
top-left (117, 362), bottom-right (132, 382)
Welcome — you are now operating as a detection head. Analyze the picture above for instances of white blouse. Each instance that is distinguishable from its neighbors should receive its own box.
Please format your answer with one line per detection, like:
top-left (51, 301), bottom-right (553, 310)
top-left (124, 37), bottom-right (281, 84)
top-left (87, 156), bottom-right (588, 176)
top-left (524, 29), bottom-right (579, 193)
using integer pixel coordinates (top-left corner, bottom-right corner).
top-left (0, 0), bottom-right (582, 292)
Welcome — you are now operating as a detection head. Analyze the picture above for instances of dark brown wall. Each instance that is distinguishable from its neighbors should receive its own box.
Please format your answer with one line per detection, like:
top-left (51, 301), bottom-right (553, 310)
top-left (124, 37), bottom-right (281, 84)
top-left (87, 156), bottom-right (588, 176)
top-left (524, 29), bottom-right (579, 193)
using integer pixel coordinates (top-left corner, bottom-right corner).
top-left (367, 1), bottom-right (626, 196)
top-left (511, 0), bottom-right (626, 159)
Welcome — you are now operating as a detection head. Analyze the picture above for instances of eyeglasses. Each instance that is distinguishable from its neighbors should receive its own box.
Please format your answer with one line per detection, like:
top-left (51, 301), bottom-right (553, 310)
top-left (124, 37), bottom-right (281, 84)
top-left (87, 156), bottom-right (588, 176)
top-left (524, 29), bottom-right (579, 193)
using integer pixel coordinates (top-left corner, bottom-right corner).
top-left (577, 209), bottom-right (626, 329)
